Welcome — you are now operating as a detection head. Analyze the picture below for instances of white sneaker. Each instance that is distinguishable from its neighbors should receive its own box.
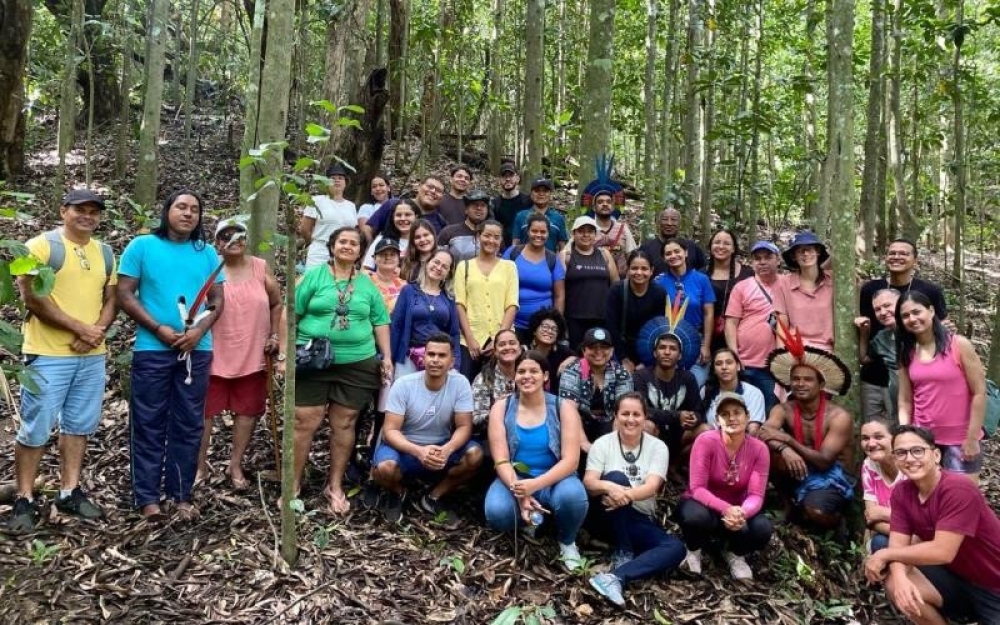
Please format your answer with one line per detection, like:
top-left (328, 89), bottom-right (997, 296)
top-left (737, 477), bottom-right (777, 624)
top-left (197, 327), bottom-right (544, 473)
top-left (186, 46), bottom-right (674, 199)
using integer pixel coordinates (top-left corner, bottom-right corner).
top-left (724, 551), bottom-right (753, 581)
top-left (559, 542), bottom-right (583, 572)
top-left (683, 549), bottom-right (702, 575)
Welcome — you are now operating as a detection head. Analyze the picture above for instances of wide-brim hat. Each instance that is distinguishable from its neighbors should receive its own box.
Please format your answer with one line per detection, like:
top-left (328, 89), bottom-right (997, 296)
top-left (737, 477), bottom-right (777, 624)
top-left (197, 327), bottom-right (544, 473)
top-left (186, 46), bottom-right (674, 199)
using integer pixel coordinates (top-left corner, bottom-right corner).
top-left (767, 344), bottom-right (852, 396)
top-left (782, 231), bottom-right (830, 269)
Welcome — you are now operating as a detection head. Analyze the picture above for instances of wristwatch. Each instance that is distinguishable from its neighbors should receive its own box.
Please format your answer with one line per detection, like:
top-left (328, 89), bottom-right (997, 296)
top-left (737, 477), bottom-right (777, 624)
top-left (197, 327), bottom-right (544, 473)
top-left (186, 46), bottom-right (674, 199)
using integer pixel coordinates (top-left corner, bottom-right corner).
top-left (275, 353), bottom-right (286, 362)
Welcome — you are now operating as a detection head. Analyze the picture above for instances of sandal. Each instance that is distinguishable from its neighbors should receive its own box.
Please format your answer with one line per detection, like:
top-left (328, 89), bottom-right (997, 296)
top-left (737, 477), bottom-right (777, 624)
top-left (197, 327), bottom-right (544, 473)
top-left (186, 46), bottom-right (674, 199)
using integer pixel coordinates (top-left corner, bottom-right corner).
top-left (176, 503), bottom-right (200, 522)
top-left (324, 487), bottom-right (351, 515)
top-left (225, 469), bottom-right (250, 492)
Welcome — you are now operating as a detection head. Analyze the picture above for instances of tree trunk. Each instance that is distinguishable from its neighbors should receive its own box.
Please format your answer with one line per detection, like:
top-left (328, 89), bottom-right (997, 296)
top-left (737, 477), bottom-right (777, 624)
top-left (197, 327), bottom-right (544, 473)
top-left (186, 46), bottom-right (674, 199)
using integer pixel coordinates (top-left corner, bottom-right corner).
top-left (887, 0), bottom-right (917, 241)
top-left (387, 0), bottom-right (409, 138)
top-left (858, 0), bottom-right (884, 259)
top-left (239, 0), bottom-right (267, 205)
top-left (56, 0), bottom-right (85, 195)
top-left (682, 0), bottom-right (703, 222)
top-left (747, 0), bottom-right (764, 229)
top-left (988, 291), bottom-right (1000, 381)
top-left (170, 5), bottom-right (183, 106)
top-left (699, 0), bottom-right (716, 244)
top-left (0, 0), bottom-right (33, 179)
top-left (115, 8), bottom-right (133, 179)
top-left (658, 0), bottom-right (680, 204)
top-left (486, 0), bottom-right (504, 172)
top-left (135, 0), bottom-right (169, 210)
top-left (324, 0), bottom-right (375, 164)
top-left (183, 0), bottom-right (201, 139)
top-left (826, 0), bottom-right (859, 416)
top-left (802, 0), bottom-right (821, 230)
top-left (950, 6), bottom-right (966, 328)
top-left (578, 0), bottom-right (616, 183)
top-left (642, 0), bottom-right (658, 201)
top-left (522, 0), bottom-right (545, 186)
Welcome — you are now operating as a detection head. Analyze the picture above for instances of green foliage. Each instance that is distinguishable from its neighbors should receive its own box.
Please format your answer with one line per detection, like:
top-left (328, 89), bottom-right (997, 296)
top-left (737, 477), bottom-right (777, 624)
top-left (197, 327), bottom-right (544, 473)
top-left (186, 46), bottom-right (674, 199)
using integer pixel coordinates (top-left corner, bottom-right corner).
top-left (490, 604), bottom-right (557, 625)
top-left (438, 554), bottom-right (465, 576)
top-left (29, 539), bottom-right (60, 565)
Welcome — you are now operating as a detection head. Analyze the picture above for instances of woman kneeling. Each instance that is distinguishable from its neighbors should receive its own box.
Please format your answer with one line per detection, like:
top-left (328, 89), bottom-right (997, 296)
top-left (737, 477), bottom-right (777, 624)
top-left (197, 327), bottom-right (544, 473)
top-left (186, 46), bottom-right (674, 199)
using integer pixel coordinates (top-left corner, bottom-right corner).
top-left (583, 392), bottom-right (686, 607)
top-left (676, 392), bottom-right (772, 580)
top-left (485, 351), bottom-right (589, 572)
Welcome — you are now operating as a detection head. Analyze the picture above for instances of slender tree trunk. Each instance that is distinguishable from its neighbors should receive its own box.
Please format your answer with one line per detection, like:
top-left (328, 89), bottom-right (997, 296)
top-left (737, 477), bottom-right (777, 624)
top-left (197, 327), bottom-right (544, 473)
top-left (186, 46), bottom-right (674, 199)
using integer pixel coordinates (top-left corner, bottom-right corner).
top-left (183, 0), bottom-right (201, 139)
top-left (988, 290), bottom-right (1000, 381)
top-left (324, 0), bottom-right (375, 162)
top-left (887, 0), bottom-right (916, 241)
top-left (388, 0), bottom-right (409, 139)
top-left (951, 5), bottom-right (966, 327)
top-left (115, 8), bottom-right (133, 179)
top-left (578, 0), bottom-right (616, 182)
top-left (239, 0), bottom-right (267, 205)
top-left (522, 0), bottom-right (545, 186)
top-left (859, 0), bottom-right (884, 259)
top-left (0, 0), bottom-right (33, 179)
top-left (135, 0), bottom-right (169, 209)
top-left (486, 0), bottom-right (504, 171)
top-left (682, 0), bottom-right (703, 221)
top-left (171, 5), bottom-right (182, 106)
top-left (747, 0), bottom-right (764, 228)
top-left (827, 0), bottom-right (859, 415)
top-left (803, 0), bottom-right (822, 229)
top-left (699, 0), bottom-right (716, 244)
top-left (56, 0), bottom-right (84, 195)
top-left (642, 0), bottom-right (658, 200)
top-left (659, 0), bottom-right (680, 204)
top-left (374, 0), bottom-right (385, 67)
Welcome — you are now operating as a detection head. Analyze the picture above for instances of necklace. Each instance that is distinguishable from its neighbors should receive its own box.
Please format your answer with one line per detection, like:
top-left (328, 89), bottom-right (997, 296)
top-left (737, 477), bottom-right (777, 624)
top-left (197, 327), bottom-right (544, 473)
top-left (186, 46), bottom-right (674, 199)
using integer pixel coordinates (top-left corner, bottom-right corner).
top-left (420, 285), bottom-right (440, 312)
top-left (333, 267), bottom-right (356, 330)
top-left (617, 432), bottom-right (643, 479)
top-left (724, 436), bottom-right (746, 485)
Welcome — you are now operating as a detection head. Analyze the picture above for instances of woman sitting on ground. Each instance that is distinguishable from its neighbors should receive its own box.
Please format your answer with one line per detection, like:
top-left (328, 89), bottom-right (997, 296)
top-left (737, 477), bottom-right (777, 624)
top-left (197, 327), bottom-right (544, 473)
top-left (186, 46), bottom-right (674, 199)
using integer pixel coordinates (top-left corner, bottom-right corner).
top-left (676, 392), bottom-right (772, 581)
top-left (471, 329), bottom-right (521, 441)
top-left (865, 425), bottom-right (1000, 624)
top-left (485, 351), bottom-right (589, 572)
top-left (859, 417), bottom-right (904, 553)
top-left (525, 308), bottom-right (574, 391)
top-left (583, 392), bottom-right (686, 608)
top-left (389, 248), bottom-right (460, 379)
top-left (700, 348), bottom-right (765, 434)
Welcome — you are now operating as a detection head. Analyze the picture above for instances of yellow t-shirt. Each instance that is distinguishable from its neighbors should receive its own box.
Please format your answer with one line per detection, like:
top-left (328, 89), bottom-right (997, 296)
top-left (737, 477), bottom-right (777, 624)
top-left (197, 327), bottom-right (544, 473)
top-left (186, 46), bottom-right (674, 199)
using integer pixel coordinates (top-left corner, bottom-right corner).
top-left (22, 232), bottom-right (118, 356)
top-left (454, 258), bottom-right (519, 346)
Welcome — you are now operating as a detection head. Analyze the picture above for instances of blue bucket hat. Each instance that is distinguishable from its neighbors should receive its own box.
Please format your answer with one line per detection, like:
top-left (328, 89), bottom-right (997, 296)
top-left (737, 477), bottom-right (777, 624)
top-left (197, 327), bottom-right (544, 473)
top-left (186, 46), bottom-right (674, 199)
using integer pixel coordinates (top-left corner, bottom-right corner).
top-left (782, 231), bottom-right (829, 269)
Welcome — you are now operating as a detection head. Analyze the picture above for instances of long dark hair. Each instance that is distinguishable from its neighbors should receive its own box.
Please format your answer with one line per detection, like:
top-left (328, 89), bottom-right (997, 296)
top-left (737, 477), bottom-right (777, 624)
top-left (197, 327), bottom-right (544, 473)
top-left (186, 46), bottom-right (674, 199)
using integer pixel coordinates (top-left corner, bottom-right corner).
top-left (701, 347), bottom-right (742, 413)
top-left (895, 291), bottom-right (950, 368)
top-left (385, 198), bottom-right (418, 241)
top-left (154, 189), bottom-right (207, 249)
top-left (480, 328), bottom-right (522, 391)
top-left (367, 173), bottom-right (391, 203)
top-left (705, 228), bottom-right (740, 279)
top-left (403, 218), bottom-right (436, 280)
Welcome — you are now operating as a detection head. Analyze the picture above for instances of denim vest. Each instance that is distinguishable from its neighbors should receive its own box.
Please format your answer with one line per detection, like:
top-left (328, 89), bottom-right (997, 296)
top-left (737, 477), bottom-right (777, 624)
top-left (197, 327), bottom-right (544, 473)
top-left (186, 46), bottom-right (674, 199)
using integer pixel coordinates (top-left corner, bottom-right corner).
top-left (504, 392), bottom-right (562, 463)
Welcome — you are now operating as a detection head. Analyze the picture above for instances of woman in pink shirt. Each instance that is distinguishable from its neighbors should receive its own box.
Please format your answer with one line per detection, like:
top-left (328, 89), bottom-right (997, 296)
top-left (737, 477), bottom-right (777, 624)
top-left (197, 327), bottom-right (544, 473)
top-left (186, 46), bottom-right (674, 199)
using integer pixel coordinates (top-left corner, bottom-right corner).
top-left (859, 417), bottom-right (905, 552)
top-left (774, 231), bottom-right (834, 350)
top-left (676, 392), bottom-right (772, 581)
top-left (896, 291), bottom-right (985, 483)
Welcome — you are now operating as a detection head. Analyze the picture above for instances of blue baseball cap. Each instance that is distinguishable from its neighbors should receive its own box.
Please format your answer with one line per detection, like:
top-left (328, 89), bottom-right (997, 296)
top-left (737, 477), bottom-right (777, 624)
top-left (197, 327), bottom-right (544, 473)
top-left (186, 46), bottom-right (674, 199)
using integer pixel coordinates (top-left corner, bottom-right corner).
top-left (750, 240), bottom-right (780, 255)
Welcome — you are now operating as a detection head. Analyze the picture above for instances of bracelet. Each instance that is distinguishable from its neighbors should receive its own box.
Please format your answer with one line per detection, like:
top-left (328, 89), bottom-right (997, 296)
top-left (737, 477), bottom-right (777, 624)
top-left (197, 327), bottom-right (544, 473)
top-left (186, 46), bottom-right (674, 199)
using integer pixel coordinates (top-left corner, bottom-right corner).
top-left (494, 459), bottom-right (511, 468)
top-left (267, 333), bottom-right (279, 341)
top-left (777, 444), bottom-right (789, 453)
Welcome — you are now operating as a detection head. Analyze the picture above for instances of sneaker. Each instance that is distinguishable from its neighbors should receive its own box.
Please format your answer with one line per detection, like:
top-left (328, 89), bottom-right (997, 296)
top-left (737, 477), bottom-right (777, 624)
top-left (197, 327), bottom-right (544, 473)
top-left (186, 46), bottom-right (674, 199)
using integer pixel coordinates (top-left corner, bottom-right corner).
top-left (419, 494), bottom-right (461, 530)
top-left (610, 550), bottom-right (634, 570)
top-left (559, 542), bottom-right (583, 572)
top-left (683, 549), bottom-right (702, 575)
top-left (724, 551), bottom-right (753, 581)
top-left (378, 491), bottom-right (405, 523)
top-left (8, 497), bottom-right (38, 532)
top-left (589, 572), bottom-right (626, 607)
top-left (359, 483), bottom-right (381, 510)
top-left (54, 487), bottom-right (104, 520)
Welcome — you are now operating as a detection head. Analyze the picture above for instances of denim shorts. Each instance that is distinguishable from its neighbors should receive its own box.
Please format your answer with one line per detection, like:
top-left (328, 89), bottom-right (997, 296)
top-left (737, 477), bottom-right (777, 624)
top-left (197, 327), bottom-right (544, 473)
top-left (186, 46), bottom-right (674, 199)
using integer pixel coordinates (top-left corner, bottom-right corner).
top-left (372, 439), bottom-right (481, 479)
top-left (938, 444), bottom-right (984, 473)
top-left (18, 354), bottom-right (106, 447)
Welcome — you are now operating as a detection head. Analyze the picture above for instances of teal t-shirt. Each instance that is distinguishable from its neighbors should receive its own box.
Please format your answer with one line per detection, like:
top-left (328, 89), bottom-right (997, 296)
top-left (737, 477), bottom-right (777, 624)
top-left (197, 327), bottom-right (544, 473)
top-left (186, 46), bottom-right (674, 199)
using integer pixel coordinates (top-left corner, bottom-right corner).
top-left (118, 234), bottom-right (224, 351)
top-left (295, 266), bottom-right (390, 364)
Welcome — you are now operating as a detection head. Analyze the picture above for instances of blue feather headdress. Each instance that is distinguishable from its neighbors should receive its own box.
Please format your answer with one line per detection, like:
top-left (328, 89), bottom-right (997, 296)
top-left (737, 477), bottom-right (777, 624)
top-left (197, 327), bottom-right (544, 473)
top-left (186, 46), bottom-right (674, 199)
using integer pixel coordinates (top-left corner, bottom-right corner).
top-left (581, 154), bottom-right (625, 211)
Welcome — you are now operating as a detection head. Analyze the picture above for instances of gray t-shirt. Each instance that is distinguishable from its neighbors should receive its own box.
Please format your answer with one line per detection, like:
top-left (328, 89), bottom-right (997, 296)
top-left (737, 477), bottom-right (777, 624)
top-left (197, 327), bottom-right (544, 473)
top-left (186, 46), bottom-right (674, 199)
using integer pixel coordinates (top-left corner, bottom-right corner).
top-left (386, 371), bottom-right (474, 445)
top-left (586, 432), bottom-right (668, 517)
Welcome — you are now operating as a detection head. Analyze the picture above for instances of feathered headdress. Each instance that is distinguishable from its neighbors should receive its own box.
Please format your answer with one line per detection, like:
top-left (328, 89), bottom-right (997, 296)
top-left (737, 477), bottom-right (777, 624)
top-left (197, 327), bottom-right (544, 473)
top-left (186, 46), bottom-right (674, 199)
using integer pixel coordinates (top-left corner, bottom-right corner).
top-left (766, 318), bottom-right (851, 396)
top-left (636, 292), bottom-right (700, 370)
top-left (581, 154), bottom-right (625, 211)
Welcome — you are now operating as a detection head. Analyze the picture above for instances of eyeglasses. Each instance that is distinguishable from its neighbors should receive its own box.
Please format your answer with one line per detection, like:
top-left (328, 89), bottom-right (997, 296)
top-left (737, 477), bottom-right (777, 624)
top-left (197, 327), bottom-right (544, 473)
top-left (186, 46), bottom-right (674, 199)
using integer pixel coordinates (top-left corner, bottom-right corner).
top-left (423, 185), bottom-right (444, 195)
top-left (892, 446), bottom-right (931, 460)
top-left (538, 323), bottom-right (559, 333)
top-left (725, 458), bottom-right (740, 486)
top-left (74, 247), bottom-right (91, 270)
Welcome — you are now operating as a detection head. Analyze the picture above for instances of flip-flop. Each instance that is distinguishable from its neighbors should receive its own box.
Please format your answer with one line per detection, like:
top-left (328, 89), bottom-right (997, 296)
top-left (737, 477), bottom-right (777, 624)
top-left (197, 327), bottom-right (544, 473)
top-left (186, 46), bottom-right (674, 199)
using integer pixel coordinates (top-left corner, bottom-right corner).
top-left (324, 488), bottom-right (351, 515)
top-left (225, 470), bottom-right (250, 491)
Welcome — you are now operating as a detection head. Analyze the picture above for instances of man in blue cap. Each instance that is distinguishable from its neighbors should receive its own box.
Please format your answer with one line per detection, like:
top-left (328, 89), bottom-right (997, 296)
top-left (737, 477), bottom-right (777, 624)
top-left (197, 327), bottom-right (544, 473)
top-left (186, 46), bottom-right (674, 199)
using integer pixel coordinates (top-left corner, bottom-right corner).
top-left (723, 240), bottom-right (783, 413)
top-left (511, 178), bottom-right (569, 252)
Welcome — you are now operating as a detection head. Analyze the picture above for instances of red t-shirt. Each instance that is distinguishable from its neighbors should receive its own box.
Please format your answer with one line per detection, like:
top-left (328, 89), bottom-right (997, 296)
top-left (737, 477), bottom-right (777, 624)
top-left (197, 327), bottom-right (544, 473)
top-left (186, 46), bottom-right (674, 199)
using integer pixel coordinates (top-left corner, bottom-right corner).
top-left (890, 471), bottom-right (1000, 593)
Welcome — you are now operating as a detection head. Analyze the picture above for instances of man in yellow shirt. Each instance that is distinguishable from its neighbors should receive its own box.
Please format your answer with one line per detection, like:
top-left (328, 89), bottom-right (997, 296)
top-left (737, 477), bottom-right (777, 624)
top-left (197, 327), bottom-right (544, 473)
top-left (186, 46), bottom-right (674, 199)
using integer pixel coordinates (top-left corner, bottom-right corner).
top-left (9, 189), bottom-right (117, 531)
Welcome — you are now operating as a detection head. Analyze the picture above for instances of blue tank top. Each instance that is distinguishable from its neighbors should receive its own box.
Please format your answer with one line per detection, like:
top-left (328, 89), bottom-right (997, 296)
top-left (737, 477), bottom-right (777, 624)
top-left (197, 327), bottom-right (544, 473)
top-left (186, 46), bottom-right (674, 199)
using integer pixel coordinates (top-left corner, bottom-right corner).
top-left (512, 421), bottom-right (558, 477)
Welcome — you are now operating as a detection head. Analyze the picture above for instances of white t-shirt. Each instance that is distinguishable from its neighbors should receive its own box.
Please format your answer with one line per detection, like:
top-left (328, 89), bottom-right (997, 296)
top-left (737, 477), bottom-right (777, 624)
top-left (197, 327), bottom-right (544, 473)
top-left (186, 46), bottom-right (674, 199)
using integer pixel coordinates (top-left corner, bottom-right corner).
top-left (586, 432), bottom-right (668, 517)
top-left (702, 382), bottom-right (767, 428)
top-left (358, 202), bottom-right (379, 222)
top-left (361, 234), bottom-right (409, 271)
top-left (305, 196), bottom-right (357, 267)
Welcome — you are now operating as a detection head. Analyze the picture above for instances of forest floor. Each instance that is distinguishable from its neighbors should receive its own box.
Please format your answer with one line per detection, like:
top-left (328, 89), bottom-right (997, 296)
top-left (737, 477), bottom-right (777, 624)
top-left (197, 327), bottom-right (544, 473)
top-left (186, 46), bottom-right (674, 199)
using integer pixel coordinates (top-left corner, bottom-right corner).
top-left (1, 116), bottom-right (998, 624)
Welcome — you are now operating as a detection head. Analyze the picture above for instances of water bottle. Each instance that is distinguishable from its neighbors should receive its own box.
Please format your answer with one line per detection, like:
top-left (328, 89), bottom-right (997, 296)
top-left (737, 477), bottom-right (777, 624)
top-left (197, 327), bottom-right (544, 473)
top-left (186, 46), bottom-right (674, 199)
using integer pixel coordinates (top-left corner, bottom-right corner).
top-left (529, 510), bottom-right (545, 527)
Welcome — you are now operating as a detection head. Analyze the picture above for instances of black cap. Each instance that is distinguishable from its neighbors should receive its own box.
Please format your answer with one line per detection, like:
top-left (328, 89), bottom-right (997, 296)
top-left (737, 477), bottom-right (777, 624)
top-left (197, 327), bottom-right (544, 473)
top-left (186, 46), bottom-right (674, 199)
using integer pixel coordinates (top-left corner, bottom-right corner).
top-left (582, 327), bottom-right (613, 347)
top-left (326, 163), bottom-right (349, 178)
top-left (530, 178), bottom-right (554, 191)
top-left (499, 162), bottom-right (518, 175)
top-left (464, 189), bottom-right (491, 204)
top-left (61, 189), bottom-right (106, 210)
top-left (373, 237), bottom-right (401, 254)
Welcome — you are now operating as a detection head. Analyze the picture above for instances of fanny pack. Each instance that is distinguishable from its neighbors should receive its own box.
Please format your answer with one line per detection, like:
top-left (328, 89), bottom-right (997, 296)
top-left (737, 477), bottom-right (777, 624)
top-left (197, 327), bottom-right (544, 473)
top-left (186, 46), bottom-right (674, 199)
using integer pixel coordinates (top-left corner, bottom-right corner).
top-left (408, 346), bottom-right (427, 370)
top-left (296, 338), bottom-right (333, 372)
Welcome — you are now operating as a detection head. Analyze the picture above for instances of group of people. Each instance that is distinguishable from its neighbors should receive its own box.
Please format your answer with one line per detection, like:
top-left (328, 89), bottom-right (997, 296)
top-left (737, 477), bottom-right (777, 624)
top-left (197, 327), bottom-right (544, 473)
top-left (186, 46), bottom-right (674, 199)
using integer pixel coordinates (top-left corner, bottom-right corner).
top-left (5, 161), bottom-right (998, 619)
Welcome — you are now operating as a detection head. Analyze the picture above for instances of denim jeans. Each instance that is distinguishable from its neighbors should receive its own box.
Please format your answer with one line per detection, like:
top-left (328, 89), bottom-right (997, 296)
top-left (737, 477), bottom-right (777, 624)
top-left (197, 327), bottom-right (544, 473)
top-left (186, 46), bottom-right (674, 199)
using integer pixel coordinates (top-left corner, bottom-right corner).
top-left (675, 498), bottom-right (773, 555)
top-left (130, 350), bottom-right (212, 507)
top-left (688, 362), bottom-right (709, 388)
top-left (598, 472), bottom-right (686, 586)
top-left (742, 367), bottom-right (778, 415)
top-left (869, 533), bottom-right (889, 553)
top-left (484, 475), bottom-right (589, 545)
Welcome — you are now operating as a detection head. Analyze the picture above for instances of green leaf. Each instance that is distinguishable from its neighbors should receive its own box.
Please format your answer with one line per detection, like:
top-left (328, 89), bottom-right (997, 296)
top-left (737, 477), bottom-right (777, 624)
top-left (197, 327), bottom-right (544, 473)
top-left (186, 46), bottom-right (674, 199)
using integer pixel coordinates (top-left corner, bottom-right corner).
top-left (338, 104), bottom-right (364, 114)
top-left (31, 268), bottom-right (55, 298)
top-left (335, 118), bottom-right (362, 129)
top-left (490, 607), bottom-right (521, 625)
top-left (310, 99), bottom-right (338, 114)
top-left (17, 368), bottom-right (40, 395)
top-left (306, 135), bottom-right (328, 144)
top-left (0, 261), bottom-right (13, 305)
top-left (289, 498), bottom-right (305, 513)
top-left (238, 155), bottom-right (259, 168)
top-left (524, 615), bottom-right (540, 625)
top-left (0, 319), bottom-right (21, 352)
top-left (8, 256), bottom-right (40, 276)
top-left (304, 123), bottom-right (329, 137)
top-left (511, 461), bottom-right (530, 474)
top-left (293, 157), bottom-right (318, 173)
top-left (539, 605), bottom-right (556, 618)
top-left (654, 608), bottom-right (672, 624)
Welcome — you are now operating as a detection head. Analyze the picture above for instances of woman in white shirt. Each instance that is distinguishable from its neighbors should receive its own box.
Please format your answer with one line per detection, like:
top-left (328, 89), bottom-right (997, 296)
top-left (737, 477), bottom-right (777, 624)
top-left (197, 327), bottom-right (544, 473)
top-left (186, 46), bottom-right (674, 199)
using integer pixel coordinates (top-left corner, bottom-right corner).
top-left (300, 163), bottom-right (358, 267)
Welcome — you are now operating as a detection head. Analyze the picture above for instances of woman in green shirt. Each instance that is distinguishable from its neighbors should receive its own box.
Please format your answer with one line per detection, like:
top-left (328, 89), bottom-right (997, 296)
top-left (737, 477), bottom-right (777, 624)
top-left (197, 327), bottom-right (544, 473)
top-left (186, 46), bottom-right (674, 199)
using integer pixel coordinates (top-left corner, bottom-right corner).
top-left (293, 226), bottom-right (392, 515)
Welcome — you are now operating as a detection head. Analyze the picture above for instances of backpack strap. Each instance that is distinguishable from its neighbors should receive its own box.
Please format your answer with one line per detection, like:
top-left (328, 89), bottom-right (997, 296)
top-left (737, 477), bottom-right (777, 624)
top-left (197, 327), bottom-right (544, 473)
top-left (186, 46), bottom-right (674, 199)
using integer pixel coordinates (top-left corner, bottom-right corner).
top-left (43, 229), bottom-right (114, 283)
top-left (512, 245), bottom-right (557, 276)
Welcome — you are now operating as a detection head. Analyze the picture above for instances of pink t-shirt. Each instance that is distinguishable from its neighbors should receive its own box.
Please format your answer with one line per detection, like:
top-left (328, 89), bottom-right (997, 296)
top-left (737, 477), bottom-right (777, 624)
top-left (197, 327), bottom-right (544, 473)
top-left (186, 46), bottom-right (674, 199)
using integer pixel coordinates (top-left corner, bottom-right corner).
top-left (724, 275), bottom-right (780, 368)
top-left (773, 272), bottom-right (834, 350)
top-left (861, 458), bottom-right (905, 506)
top-left (890, 471), bottom-right (1000, 593)
top-left (907, 338), bottom-right (979, 446)
top-left (684, 430), bottom-right (770, 517)
top-left (211, 256), bottom-right (270, 378)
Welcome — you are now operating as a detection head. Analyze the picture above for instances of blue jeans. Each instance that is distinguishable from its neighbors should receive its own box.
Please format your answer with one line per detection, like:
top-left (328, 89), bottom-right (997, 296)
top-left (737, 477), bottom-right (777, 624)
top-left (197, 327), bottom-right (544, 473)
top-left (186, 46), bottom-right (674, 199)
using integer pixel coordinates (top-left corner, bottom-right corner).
top-left (130, 350), bottom-right (212, 508)
top-left (18, 354), bottom-right (106, 447)
top-left (742, 367), bottom-right (778, 415)
top-left (600, 472), bottom-right (686, 586)
top-left (688, 362), bottom-right (709, 388)
top-left (870, 533), bottom-right (889, 553)
top-left (484, 475), bottom-right (589, 545)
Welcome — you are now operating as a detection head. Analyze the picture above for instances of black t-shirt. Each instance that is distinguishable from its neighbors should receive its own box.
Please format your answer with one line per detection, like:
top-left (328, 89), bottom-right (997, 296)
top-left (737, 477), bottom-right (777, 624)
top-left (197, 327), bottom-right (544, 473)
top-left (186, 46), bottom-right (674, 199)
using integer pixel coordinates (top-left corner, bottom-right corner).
top-left (633, 367), bottom-right (701, 457)
top-left (492, 193), bottom-right (533, 248)
top-left (858, 276), bottom-right (947, 385)
top-left (639, 236), bottom-right (707, 277)
top-left (707, 264), bottom-right (755, 320)
top-left (564, 245), bottom-right (613, 320)
top-left (605, 280), bottom-right (668, 363)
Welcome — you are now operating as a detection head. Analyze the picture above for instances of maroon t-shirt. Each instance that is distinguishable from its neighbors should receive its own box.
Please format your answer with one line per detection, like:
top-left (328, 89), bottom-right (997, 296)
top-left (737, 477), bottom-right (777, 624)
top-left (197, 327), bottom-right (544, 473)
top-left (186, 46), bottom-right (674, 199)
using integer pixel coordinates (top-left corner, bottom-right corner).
top-left (890, 471), bottom-right (1000, 593)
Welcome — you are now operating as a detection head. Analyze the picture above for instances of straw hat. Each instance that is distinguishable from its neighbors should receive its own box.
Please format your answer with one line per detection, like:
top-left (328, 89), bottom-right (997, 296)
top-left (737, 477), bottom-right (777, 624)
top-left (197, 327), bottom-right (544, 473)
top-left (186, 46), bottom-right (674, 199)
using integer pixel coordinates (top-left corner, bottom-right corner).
top-left (766, 321), bottom-right (851, 396)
